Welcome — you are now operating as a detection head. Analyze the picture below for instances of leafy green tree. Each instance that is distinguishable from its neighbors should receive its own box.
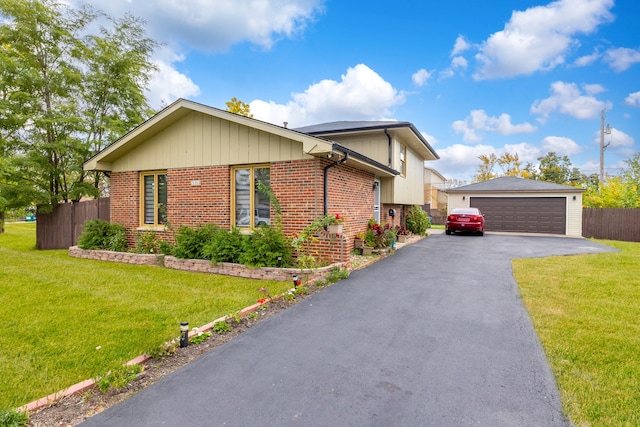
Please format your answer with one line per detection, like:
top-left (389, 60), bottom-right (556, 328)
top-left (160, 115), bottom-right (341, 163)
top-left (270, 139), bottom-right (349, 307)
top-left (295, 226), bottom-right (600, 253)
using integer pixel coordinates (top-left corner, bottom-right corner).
top-left (536, 152), bottom-right (584, 185)
top-left (225, 97), bottom-right (253, 117)
top-left (623, 152), bottom-right (640, 193)
top-left (584, 153), bottom-right (640, 207)
top-left (0, 0), bottom-right (157, 226)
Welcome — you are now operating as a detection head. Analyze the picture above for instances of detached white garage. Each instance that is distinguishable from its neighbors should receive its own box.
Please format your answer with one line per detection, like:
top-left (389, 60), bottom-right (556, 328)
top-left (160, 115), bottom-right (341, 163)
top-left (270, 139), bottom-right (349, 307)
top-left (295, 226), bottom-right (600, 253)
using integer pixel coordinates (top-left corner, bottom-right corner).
top-left (447, 177), bottom-right (584, 237)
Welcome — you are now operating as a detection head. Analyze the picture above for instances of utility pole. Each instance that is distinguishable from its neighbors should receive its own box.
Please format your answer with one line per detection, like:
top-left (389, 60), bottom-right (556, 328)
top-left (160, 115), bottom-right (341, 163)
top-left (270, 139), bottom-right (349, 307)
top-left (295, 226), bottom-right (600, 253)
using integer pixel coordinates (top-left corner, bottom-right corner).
top-left (599, 109), bottom-right (611, 182)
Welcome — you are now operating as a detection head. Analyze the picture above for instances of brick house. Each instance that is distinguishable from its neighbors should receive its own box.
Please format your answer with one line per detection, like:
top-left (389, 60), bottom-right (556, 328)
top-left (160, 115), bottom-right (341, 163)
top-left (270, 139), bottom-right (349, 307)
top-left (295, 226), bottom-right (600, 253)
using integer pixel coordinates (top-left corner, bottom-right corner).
top-left (84, 99), bottom-right (439, 263)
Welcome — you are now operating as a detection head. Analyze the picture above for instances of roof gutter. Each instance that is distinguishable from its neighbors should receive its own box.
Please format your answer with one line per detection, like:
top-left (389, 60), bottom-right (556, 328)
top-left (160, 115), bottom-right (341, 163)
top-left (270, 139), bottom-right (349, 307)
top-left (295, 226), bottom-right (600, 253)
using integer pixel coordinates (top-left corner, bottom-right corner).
top-left (323, 153), bottom-right (349, 215)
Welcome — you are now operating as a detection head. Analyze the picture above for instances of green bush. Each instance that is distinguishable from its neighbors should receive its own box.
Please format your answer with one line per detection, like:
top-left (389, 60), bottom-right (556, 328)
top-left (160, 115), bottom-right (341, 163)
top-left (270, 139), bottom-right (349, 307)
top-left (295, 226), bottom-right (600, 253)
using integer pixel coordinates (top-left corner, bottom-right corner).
top-left (240, 226), bottom-right (292, 267)
top-left (0, 409), bottom-right (29, 427)
top-left (173, 224), bottom-right (220, 259)
top-left (96, 364), bottom-right (143, 392)
top-left (77, 219), bottom-right (127, 251)
top-left (405, 205), bottom-right (430, 235)
top-left (203, 227), bottom-right (248, 263)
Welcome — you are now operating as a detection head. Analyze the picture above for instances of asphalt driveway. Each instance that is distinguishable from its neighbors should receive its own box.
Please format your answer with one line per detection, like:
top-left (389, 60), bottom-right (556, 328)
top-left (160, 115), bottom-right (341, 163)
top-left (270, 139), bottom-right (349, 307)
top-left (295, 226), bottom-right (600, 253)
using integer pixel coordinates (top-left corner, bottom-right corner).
top-left (81, 233), bottom-right (616, 426)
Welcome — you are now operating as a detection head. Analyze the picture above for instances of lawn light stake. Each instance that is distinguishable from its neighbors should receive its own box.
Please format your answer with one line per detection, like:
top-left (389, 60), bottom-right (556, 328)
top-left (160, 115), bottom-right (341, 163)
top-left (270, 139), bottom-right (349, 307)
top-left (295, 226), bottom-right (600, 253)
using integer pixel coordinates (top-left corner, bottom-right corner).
top-left (180, 321), bottom-right (189, 348)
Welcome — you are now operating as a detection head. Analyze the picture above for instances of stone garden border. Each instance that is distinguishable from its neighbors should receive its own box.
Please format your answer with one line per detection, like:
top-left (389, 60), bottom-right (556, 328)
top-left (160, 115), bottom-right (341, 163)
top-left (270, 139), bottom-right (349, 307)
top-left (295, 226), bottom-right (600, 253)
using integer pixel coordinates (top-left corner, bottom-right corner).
top-left (68, 246), bottom-right (347, 283)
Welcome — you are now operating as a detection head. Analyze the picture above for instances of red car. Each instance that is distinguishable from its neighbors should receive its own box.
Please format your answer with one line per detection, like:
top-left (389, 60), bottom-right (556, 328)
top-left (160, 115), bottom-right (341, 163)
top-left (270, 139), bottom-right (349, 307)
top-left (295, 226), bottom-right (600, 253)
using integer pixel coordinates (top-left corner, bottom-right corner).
top-left (446, 208), bottom-right (485, 236)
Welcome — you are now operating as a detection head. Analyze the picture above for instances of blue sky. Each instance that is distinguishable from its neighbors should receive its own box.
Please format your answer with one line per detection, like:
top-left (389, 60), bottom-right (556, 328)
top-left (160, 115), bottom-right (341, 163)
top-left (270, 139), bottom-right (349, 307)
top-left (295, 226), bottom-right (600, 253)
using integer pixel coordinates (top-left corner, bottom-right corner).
top-left (76, 0), bottom-right (639, 183)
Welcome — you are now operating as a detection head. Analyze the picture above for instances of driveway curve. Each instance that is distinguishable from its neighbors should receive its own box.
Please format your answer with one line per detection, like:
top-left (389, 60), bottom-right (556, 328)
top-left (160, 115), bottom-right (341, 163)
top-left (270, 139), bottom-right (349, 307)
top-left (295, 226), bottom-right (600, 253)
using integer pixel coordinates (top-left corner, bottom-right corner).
top-left (80, 234), bottom-right (616, 427)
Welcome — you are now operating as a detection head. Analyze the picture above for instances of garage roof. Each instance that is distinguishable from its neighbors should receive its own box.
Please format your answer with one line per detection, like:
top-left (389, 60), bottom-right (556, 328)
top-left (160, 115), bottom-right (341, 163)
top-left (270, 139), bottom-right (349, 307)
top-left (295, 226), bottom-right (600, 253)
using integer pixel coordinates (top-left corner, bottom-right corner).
top-left (448, 176), bottom-right (585, 193)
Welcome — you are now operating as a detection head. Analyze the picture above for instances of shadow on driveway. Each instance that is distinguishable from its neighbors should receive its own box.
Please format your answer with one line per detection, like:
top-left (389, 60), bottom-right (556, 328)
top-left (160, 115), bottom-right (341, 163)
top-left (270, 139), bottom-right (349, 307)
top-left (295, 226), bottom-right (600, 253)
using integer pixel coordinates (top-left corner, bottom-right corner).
top-left (81, 234), bottom-right (616, 427)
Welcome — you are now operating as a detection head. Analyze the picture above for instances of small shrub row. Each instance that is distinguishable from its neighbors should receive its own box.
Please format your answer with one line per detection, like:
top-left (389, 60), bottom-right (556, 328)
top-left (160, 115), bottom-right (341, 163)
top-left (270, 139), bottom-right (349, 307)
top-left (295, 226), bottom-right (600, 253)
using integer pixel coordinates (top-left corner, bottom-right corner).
top-left (77, 219), bottom-right (127, 252)
top-left (173, 224), bottom-right (292, 268)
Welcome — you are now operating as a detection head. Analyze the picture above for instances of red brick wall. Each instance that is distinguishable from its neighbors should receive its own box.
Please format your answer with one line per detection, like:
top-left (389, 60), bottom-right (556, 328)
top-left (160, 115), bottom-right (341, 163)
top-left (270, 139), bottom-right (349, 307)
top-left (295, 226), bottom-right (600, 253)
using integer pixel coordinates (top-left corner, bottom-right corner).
top-left (381, 203), bottom-right (406, 228)
top-left (272, 158), bottom-right (375, 260)
top-left (110, 158), bottom-right (376, 264)
top-left (167, 166), bottom-right (231, 228)
top-left (110, 171), bottom-right (140, 245)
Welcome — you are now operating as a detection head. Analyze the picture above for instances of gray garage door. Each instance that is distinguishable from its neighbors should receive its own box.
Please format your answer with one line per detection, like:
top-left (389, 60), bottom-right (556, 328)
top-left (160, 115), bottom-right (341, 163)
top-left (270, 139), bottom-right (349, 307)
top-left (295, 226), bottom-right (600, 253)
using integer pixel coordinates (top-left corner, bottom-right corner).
top-left (470, 197), bottom-right (566, 234)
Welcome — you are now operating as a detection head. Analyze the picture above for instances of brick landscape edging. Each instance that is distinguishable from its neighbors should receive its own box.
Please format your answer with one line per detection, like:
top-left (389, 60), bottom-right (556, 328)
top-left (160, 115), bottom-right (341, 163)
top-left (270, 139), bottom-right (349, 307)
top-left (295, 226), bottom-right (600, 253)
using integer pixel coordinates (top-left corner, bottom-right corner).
top-left (68, 246), bottom-right (163, 265)
top-left (163, 256), bottom-right (342, 282)
top-left (68, 247), bottom-right (346, 283)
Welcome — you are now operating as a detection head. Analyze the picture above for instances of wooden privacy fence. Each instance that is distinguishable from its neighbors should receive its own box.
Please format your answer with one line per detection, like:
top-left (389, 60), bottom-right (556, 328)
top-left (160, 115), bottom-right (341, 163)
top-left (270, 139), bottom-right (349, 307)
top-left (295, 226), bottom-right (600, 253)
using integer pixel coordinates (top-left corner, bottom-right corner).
top-left (36, 198), bottom-right (110, 249)
top-left (582, 208), bottom-right (640, 242)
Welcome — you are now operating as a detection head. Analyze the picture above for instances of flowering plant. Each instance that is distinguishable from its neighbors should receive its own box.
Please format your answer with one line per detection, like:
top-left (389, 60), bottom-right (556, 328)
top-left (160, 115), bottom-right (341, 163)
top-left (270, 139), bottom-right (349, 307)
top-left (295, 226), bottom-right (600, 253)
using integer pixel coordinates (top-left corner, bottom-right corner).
top-left (326, 213), bottom-right (344, 225)
top-left (364, 220), bottom-right (397, 248)
top-left (395, 225), bottom-right (409, 235)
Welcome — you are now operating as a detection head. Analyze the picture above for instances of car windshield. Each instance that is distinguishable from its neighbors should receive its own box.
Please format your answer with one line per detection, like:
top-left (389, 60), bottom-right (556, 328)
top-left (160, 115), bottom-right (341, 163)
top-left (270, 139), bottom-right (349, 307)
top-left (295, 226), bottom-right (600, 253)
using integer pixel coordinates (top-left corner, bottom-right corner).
top-left (451, 208), bottom-right (480, 215)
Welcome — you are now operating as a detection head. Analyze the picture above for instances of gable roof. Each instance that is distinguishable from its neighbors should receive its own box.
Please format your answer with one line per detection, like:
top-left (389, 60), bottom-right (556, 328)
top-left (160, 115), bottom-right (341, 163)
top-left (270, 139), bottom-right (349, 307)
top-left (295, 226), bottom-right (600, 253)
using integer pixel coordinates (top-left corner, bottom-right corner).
top-left (448, 176), bottom-right (585, 193)
top-left (294, 120), bottom-right (439, 161)
top-left (425, 167), bottom-right (447, 183)
top-left (83, 99), bottom-right (398, 177)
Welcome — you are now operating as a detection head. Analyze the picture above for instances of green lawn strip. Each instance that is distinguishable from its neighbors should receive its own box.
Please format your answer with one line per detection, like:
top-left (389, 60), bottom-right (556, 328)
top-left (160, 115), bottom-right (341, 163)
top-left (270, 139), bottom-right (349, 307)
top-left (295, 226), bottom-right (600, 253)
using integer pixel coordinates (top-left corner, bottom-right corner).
top-left (513, 240), bottom-right (640, 426)
top-left (0, 223), bottom-right (291, 409)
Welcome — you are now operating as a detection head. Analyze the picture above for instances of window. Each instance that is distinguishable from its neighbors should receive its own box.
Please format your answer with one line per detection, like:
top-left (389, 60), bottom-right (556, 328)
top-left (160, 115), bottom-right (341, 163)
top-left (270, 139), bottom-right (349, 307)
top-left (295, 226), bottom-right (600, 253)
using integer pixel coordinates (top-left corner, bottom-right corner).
top-left (399, 144), bottom-right (407, 177)
top-left (233, 166), bottom-right (271, 229)
top-left (140, 171), bottom-right (167, 226)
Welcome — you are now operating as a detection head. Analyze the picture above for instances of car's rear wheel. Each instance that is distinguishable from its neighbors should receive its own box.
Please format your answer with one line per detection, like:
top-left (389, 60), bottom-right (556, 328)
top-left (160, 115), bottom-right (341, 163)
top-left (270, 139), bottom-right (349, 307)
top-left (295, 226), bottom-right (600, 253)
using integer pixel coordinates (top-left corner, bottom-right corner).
top-left (445, 229), bottom-right (451, 235)
top-left (478, 231), bottom-right (484, 236)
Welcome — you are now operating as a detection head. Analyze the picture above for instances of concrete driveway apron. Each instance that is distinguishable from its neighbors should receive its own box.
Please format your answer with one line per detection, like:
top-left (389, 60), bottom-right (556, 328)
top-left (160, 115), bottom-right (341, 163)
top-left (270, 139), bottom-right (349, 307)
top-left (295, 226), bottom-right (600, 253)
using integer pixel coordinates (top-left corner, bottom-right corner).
top-left (80, 233), bottom-right (616, 427)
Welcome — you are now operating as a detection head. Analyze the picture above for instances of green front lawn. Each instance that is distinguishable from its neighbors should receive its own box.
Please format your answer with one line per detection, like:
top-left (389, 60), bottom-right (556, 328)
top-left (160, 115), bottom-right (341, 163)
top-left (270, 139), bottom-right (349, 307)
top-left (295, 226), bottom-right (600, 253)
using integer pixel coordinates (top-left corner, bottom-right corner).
top-left (0, 223), bottom-right (291, 409)
top-left (514, 240), bottom-right (640, 426)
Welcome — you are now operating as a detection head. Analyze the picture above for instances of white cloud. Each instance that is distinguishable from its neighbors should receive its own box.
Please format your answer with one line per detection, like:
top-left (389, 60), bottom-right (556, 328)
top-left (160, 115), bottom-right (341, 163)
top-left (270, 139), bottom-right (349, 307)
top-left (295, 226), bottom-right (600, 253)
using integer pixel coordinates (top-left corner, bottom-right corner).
top-left (70, 0), bottom-right (325, 109)
top-left (531, 81), bottom-right (611, 123)
top-left (451, 110), bottom-right (538, 142)
top-left (451, 35), bottom-right (471, 56)
top-left (433, 143), bottom-right (497, 180)
top-left (473, 0), bottom-right (614, 80)
top-left (76, 0), bottom-right (325, 52)
top-left (451, 56), bottom-right (468, 69)
top-left (145, 48), bottom-right (200, 108)
top-left (583, 84), bottom-right (605, 95)
top-left (412, 69), bottom-right (434, 87)
top-left (541, 136), bottom-right (582, 155)
top-left (604, 47), bottom-right (640, 72)
top-left (592, 127), bottom-right (635, 149)
top-left (574, 50), bottom-right (600, 67)
top-left (421, 132), bottom-right (438, 146)
top-left (250, 64), bottom-right (405, 127)
top-left (438, 69), bottom-right (455, 80)
top-left (503, 142), bottom-right (542, 163)
top-left (625, 91), bottom-right (640, 107)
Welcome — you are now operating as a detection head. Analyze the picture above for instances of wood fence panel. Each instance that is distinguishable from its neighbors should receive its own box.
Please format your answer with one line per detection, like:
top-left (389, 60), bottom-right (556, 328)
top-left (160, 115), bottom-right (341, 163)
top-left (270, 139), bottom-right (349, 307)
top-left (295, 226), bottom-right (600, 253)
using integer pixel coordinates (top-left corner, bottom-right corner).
top-left (36, 203), bottom-right (74, 250)
top-left (582, 208), bottom-right (640, 242)
top-left (36, 198), bottom-right (111, 250)
top-left (72, 198), bottom-right (111, 246)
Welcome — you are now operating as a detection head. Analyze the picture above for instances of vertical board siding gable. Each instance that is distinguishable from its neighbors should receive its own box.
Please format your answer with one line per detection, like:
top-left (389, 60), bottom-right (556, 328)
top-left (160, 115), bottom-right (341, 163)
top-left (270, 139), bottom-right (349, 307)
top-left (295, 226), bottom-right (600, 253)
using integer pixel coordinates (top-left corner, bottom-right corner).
top-left (111, 111), bottom-right (309, 172)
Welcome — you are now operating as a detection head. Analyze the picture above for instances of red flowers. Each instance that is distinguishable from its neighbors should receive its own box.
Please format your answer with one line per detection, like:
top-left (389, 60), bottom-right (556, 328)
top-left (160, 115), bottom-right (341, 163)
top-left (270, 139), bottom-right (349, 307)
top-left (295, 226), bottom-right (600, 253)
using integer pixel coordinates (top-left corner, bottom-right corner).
top-left (257, 298), bottom-right (267, 304)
